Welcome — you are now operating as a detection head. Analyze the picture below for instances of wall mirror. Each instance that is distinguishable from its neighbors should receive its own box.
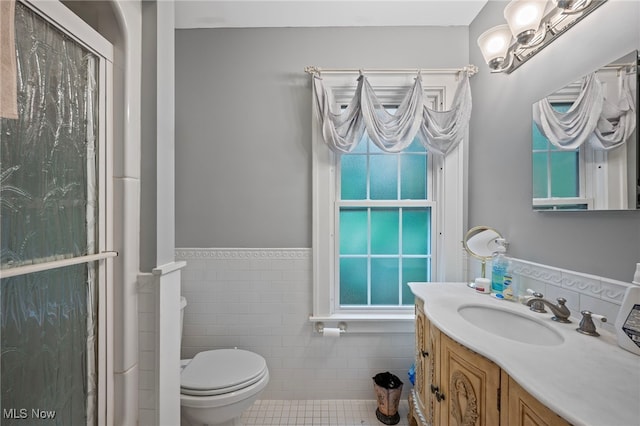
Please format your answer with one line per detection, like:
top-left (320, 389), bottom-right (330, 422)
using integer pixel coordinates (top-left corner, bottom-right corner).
top-left (531, 50), bottom-right (639, 211)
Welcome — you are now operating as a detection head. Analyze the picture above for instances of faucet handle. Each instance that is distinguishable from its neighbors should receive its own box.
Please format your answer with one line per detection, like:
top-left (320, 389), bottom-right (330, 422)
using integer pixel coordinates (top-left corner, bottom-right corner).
top-left (576, 310), bottom-right (608, 337)
top-left (526, 289), bottom-right (546, 313)
top-left (526, 288), bottom-right (543, 298)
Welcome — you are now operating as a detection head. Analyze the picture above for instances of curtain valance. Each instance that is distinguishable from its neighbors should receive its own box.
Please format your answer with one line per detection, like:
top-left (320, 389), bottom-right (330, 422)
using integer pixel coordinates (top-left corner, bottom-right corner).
top-left (533, 72), bottom-right (636, 151)
top-left (312, 71), bottom-right (472, 155)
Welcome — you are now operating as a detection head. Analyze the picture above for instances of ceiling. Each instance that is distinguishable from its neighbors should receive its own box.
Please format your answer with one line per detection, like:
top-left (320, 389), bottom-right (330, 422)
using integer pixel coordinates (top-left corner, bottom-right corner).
top-left (174, 0), bottom-right (489, 29)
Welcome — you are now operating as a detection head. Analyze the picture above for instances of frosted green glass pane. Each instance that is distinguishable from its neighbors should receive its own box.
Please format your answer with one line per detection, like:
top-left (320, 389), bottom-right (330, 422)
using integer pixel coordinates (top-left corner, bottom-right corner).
top-left (404, 138), bottom-right (426, 153)
top-left (532, 123), bottom-right (548, 150)
top-left (368, 135), bottom-right (384, 154)
top-left (371, 258), bottom-right (399, 305)
top-left (371, 209), bottom-right (398, 254)
top-left (351, 134), bottom-right (369, 154)
top-left (370, 155), bottom-right (398, 200)
top-left (1, 263), bottom-right (94, 425)
top-left (532, 152), bottom-right (549, 198)
top-left (1, 4), bottom-right (98, 267)
top-left (401, 155), bottom-right (427, 199)
top-left (340, 208), bottom-right (368, 255)
top-left (340, 257), bottom-right (368, 305)
top-left (550, 151), bottom-right (579, 197)
top-left (403, 209), bottom-right (430, 254)
top-left (402, 258), bottom-right (429, 305)
top-left (341, 155), bottom-right (367, 200)
top-left (0, 4), bottom-right (99, 424)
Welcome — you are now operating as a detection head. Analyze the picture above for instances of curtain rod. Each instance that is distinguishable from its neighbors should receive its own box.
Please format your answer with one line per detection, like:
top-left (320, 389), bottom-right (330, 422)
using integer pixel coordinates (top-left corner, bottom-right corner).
top-left (304, 64), bottom-right (478, 77)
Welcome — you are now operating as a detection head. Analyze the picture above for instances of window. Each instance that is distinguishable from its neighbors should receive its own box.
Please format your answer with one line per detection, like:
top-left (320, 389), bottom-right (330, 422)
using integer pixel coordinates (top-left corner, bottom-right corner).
top-left (312, 73), bottom-right (466, 331)
top-left (532, 103), bottom-right (589, 210)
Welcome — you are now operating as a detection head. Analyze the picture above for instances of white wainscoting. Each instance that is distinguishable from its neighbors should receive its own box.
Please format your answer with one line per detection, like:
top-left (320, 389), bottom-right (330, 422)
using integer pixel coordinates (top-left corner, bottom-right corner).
top-left (172, 248), bottom-right (632, 402)
top-left (175, 248), bottom-right (415, 400)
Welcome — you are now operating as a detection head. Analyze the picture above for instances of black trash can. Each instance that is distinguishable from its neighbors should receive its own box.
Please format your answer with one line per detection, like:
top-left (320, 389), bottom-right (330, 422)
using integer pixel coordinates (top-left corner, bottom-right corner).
top-left (372, 372), bottom-right (404, 425)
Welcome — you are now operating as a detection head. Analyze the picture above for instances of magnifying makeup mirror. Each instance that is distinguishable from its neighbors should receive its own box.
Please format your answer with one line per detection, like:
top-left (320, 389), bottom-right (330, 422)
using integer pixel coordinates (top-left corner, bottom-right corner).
top-left (463, 226), bottom-right (504, 279)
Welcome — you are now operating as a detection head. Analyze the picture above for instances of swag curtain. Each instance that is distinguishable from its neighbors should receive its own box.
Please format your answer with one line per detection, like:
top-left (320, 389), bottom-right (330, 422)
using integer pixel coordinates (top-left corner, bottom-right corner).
top-left (533, 72), bottom-right (636, 151)
top-left (312, 71), bottom-right (472, 155)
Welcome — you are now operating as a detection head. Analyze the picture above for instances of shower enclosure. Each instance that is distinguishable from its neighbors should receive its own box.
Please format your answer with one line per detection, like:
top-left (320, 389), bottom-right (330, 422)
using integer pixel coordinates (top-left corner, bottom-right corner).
top-left (1, 1), bottom-right (114, 424)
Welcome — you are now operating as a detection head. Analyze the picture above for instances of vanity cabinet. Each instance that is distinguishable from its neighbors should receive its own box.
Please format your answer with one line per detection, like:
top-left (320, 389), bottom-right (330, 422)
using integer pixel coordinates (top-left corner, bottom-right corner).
top-left (409, 300), bottom-right (570, 426)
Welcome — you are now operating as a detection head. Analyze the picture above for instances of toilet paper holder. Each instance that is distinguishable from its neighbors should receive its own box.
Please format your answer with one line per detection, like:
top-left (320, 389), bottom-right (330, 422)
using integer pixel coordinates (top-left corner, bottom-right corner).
top-left (315, 321), bottom-right (347, 335)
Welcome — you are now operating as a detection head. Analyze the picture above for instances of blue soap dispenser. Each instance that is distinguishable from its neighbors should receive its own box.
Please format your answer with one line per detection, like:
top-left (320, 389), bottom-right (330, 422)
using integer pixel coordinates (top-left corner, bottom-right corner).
top-left (491, 239), bottom-right (511, 298)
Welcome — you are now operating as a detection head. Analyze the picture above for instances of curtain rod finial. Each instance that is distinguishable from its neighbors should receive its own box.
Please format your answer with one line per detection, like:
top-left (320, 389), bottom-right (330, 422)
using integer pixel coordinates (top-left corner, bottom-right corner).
top-left (305, 66), bottom-right (321, 75)
top-left (464, 64), bottom-right (479, 76)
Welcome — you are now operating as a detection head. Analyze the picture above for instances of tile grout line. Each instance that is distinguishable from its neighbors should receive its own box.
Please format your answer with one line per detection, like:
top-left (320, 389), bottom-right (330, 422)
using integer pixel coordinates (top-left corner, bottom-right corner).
top-left (241, 399), bottom-right (410, 426)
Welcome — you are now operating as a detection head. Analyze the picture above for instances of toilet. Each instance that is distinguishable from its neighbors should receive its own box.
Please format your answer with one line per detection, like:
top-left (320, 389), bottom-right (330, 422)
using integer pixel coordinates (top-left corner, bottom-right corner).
top-left (180, 297), bottom-right (269, 426)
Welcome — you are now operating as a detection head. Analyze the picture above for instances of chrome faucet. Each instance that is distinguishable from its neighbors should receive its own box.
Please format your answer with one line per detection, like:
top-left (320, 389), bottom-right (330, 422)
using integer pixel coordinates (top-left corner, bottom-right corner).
top-left (526, 295), bottom-right (572, 323)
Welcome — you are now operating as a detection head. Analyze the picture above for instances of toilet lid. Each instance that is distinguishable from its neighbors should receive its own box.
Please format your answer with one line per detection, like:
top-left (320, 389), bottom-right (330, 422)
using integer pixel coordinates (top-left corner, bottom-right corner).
top-left (181, 349), bottom-right (267, 395)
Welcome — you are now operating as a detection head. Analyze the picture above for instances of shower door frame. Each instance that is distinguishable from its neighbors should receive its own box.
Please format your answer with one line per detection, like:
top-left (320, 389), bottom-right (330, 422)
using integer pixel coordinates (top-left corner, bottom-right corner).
top-left (2, 1), bottom-right (115, 424)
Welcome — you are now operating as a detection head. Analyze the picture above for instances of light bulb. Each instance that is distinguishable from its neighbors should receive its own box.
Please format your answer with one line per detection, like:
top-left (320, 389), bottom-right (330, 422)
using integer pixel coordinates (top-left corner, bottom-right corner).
top-left (477, 24), bottom-right (513, 70)
top-left (504, 0), bottom-right (547, 45)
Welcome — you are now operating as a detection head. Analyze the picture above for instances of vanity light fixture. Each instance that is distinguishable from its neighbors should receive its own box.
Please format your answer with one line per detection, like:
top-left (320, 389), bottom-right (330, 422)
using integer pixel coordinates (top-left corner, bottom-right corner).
top-left (477, 0), bottom-right (607, 74)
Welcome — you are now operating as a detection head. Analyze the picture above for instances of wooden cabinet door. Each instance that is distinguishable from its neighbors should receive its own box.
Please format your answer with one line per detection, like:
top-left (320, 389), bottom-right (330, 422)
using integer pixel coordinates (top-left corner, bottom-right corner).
top-left (411, 302), bottom-right (442, 426)
top-left (438, 333), bottom-right (500, 426)
top-left (415, 303), bottom-right (429, 417)
top-left (501, 375), bottom-right (571, 426)
top-left (425, 321), bottom-right (441, 425)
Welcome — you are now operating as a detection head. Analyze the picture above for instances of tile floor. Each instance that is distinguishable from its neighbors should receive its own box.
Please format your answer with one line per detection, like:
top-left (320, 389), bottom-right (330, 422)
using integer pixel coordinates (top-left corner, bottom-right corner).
top-left (241, 400), bottom-right (410, 426)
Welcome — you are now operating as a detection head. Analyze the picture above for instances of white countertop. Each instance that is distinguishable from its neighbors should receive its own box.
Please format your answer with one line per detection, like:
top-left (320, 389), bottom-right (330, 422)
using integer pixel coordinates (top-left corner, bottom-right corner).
top-left (409, 282), bottom-right (640, 426)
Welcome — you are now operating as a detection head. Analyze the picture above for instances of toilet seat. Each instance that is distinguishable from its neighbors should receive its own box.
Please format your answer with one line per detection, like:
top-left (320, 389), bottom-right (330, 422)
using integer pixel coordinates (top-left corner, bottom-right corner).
top-left (180, 349), bottom-right (268, 397)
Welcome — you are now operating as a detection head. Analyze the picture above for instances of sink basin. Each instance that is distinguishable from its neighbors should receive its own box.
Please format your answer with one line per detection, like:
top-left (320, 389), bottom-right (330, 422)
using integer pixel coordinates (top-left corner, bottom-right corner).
top-left (458, 305), bottom-right (565, 346)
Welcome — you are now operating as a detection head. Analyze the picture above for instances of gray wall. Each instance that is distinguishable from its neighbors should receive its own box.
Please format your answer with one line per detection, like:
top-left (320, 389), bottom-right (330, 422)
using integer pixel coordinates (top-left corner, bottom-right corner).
top-left (140, 1), bottom-right (158, 272)
top-left (175, 26), bottom-right (469, 248)
top-left (176, 3), bottom-right (640, 282)
top-left (469, 1), bottom-right (640, 282)
top-left (141, 1), bottom-right (177, 272)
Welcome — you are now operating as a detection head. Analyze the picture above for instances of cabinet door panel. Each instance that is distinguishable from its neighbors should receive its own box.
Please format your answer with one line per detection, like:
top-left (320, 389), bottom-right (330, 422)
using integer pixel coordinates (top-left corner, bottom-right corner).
top-left (505, 376), bottom-right (571, 426)
top-left (416, 303), bottom-right (427, 411)
top-left (439, 333), bottom-right (500, 426)
top-left (427, 322), bottom-right (441, 424)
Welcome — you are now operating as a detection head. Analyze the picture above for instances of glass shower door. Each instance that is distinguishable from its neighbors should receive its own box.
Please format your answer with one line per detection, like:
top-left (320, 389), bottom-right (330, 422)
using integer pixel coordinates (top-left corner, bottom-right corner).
top-left (1, 2), bottom-right (108, 424)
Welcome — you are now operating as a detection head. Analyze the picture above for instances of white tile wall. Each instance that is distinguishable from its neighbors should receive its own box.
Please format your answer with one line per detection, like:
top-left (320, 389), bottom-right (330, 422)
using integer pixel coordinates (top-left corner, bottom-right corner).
top-left (136, 248), bottom-right (634, 421)
top-left (466, 256), bottom-right (633, 334)
top-left (138, 273), bottom-right (157, 424)
top-left (175, 248), bottom-right (415, 400)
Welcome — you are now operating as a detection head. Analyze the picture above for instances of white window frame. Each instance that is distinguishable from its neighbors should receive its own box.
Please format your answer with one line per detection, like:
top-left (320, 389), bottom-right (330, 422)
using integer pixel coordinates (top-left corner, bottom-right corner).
top-left (311, 72), bottom-right (467, 333)
top-left (4, 2), bottom-right (115, 424)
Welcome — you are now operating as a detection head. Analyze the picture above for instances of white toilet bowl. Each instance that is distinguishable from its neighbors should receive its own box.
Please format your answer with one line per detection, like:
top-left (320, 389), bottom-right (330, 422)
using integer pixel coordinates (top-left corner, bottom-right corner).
top-left (180, 298), bottom-right (269, 426)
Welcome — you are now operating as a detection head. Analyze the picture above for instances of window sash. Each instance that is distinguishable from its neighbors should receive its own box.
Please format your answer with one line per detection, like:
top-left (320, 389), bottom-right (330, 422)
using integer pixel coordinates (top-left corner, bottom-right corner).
top-left (335, 203), bottom-right (433, 312)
